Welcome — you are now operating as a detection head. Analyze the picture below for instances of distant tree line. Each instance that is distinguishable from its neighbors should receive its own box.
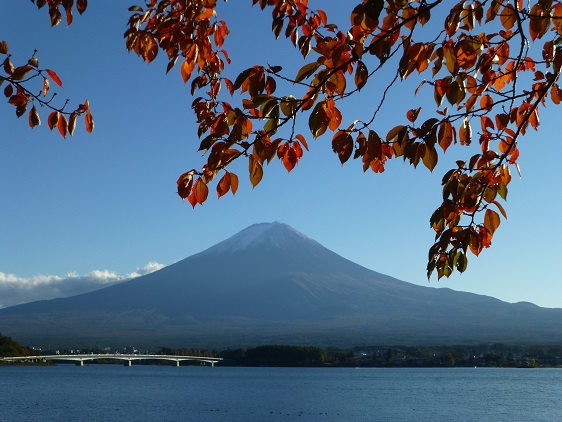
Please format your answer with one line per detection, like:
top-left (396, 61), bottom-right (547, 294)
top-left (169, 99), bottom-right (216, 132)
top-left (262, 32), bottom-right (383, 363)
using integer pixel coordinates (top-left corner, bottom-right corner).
top-left (220, 345), bottom-right (334, 366)
top-left (129, 343), bottom-right (562, 367)
top-left (0, 332), bottom-right (31, 358)
top-left (216, 344), bottom-right (562, 368)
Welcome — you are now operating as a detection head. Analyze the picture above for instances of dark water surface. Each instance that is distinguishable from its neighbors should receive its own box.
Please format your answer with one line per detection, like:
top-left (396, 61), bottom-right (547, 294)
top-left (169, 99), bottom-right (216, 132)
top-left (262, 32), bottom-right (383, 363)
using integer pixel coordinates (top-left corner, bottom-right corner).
top-left (1, 365), bottom-right (560, 421)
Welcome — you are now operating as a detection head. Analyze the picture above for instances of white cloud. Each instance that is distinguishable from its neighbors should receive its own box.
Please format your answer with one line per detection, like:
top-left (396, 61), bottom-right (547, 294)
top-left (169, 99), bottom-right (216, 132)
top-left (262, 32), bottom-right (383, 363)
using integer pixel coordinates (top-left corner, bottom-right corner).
top-left (0, 261), bottom-right (166, 309)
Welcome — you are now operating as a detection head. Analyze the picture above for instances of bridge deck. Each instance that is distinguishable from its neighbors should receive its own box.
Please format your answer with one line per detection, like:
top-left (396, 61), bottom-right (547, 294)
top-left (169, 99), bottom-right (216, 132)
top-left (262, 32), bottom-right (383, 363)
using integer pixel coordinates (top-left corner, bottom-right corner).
top-left (1, 354), bottom-right (223, 366)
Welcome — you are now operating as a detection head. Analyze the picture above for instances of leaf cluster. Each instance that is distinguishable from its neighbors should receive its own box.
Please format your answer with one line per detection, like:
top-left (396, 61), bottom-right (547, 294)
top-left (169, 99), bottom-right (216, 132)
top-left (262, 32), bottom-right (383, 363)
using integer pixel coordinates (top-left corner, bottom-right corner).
top-left (2, 0), bottom-right (93, 138)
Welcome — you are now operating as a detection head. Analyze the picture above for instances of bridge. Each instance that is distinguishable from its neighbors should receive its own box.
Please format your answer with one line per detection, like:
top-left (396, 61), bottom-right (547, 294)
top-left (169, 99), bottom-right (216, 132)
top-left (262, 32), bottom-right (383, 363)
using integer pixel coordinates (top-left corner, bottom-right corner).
top-left (0, 354), bottom-right (223, 367)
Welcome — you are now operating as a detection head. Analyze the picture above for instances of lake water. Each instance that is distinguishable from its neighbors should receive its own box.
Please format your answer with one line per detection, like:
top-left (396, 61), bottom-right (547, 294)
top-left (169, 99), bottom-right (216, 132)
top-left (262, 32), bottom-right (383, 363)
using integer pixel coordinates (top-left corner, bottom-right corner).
top-left (1, 365), bottom-right (560, 421)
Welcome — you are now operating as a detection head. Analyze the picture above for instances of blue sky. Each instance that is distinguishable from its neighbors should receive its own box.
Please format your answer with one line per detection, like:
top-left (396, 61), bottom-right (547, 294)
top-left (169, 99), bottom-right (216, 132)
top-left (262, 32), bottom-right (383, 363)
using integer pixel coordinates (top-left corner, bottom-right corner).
top-left (1, 2), bottom-right (561, 309)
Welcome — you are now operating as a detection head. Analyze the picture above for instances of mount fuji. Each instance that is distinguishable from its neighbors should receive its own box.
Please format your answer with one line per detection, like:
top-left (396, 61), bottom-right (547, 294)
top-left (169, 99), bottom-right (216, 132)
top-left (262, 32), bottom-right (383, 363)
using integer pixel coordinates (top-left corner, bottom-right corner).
top-left (1, 222), bottom-right (561, 349)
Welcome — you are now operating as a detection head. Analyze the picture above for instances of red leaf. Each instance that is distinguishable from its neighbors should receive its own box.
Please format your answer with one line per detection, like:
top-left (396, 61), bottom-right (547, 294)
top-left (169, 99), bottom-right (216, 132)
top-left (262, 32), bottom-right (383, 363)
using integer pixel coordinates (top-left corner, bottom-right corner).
top-left (407, 107), bottom-right (421, 123)
top-left (295, 134), bottom-right (309, 150)
top-left (45, 69), bottom-right (63, 87)
top-left (58, 114), bottom-right (68, 138)
top-left (217, 172), bottom-right (231, 198)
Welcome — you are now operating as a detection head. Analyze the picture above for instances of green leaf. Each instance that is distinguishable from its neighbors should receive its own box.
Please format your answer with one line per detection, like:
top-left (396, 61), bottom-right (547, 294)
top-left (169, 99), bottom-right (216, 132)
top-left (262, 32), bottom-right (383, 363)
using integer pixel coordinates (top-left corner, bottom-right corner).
top-left (295, 62), bottom-right (321, 83)
top-left (455, 251), bottom-right (468, 273)
top-left (497, 182), bottom-right (508, 200)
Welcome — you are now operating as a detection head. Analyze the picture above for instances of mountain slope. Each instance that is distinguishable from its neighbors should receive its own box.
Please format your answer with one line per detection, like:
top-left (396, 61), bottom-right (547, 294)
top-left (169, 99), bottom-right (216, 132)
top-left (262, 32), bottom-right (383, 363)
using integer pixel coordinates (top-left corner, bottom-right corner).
top-left (1, 222), bottom-right (561, 348)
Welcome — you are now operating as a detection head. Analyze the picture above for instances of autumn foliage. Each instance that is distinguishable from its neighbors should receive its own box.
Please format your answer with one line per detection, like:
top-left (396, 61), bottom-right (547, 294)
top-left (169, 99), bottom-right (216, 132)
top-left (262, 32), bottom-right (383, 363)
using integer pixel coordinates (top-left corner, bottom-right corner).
top-left (5, 0), bottom-right (562, 279)
top-left (1, 1), bottom-right (93, 138)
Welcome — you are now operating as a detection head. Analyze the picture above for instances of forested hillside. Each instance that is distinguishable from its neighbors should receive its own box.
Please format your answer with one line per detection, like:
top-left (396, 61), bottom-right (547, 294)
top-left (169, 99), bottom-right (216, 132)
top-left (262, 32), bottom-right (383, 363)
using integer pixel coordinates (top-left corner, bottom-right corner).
top-left (0, 332), bottom-right (30, 357)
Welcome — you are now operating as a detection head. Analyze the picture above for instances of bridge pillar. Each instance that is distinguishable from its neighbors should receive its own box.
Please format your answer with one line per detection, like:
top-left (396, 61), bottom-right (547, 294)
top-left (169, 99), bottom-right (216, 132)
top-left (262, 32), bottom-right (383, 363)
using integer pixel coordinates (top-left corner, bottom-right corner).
top-left (76, 361), bottom-right (84, 366)
top-left (175, 361), bottom-right (180, 367)
top-left (124, 360), bottom-right (132, 367)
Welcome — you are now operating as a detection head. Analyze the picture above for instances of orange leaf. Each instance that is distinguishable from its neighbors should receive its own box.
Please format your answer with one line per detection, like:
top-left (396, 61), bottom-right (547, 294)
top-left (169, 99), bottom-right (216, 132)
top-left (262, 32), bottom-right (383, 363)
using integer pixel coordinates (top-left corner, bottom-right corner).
top-left (84, 113), bottom-right (94, 133)
top-left (480, 95), bottom-right (493, 111)
top-left (230, 172), bottom-right (239, 195)
top-left (181, 60), bottom-right (195, 83)
top-left (480, 115), bottom-right (494, 132)
top-left (194, 178), bottom-right (209, 204)
top-left (469, 229), bottom-right (482, 256)
top-left (68, 113), bottom-right (77, 136)
top-left (48, 111), bottom-right (59, 130)
top-left (459, 119), bottom-right (472, 145)
top-left (438, 120), bottom-right (454, 152)
top-left (500, 4), bottom-right (517, 30)
top-left (492, 200), bottom-right (508, 219)
top-left (249, 155), bottom-right (263, 187)
top-left (282, 145), bottom-right (298, 172)
top-left (58, 114), bottom-right (68, 138)
top-left (495, 113), bottom-right (509, 130)
top-left (435, 78), bottom-right (451, 97)
top-left (292, 141), bottom-right (304, 159)
top-left (45, 69), bottom-right (63, 87)
top-left (327, 104), bottom-right (342, 131)
top-left (407, 107), bottom-right (422, 123)
top-left (196, 7), bottom-right (214, 20)
top-left (295, 134), bottom-right (309, 151)
top-left (217, 172), bottom-right (231, 198)
top-left (484, 209), bottom-right (500, 234)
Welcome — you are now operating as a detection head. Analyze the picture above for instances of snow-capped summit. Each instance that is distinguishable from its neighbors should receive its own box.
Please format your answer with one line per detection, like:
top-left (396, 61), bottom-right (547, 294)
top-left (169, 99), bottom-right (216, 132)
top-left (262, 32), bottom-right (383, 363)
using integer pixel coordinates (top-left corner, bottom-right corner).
top-left (202, 221), bottom-right (318, 254)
